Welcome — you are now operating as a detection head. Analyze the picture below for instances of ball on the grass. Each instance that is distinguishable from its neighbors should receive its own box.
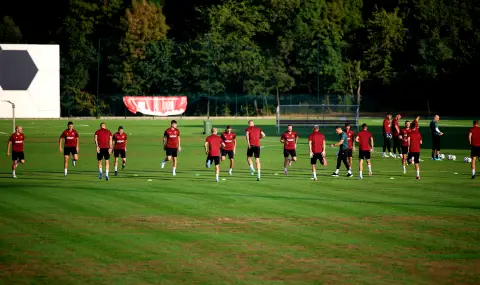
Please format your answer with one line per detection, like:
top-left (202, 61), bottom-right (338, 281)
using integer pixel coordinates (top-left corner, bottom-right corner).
top-left (464, 157), bottom-right (472, 163)
top-left (438, 153), bottom-right (445, 159)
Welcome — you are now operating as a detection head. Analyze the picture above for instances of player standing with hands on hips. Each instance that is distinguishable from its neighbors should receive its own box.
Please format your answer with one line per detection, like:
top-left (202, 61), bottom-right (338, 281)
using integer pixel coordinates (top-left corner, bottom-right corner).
top-left (205, 128), bottom-right (225, 182)
top-left (468, 120), bottom-right (480, 179)
top-left (280, 125), bottom-right (298, 175)
top-left (355, 123), bottom-right (374, 179)
top-left (429, 115), bottom-right (443, 160)
top-left (113, 126), bottom-right (128, 176)
top-left (6, 126), bottom-right (25, 178)
top-left (246, 120), bottom-right (266, 181)
top-left (162, 120), bottom-right (181, 176)
top-left (331, 126), bottom-right (353, 177)
top-left (94, 122), bottom-right (113, 181)
top-left (308, 125), bottom-right (327, 181)
top-left (59, 121), bottom-right (79, 177)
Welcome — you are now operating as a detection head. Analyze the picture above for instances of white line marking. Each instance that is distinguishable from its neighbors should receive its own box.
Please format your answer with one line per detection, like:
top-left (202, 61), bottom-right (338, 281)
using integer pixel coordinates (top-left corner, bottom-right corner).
top-left (0, 132), bottom-right (9, 135)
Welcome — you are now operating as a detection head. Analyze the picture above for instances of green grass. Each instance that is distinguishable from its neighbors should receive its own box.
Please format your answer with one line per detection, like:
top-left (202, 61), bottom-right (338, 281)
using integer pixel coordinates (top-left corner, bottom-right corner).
top-left (0, 118), bottom-right (479, 285)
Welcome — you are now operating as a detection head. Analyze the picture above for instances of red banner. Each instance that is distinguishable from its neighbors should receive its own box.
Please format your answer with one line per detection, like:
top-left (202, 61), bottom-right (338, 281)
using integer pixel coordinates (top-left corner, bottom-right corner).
top-left (123, 96), bottom-right (187, 116)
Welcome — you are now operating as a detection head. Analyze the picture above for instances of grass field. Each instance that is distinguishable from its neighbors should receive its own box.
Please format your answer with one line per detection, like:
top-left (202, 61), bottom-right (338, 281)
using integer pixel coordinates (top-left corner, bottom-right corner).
top-left (0, 118), bottom-right (479, 285)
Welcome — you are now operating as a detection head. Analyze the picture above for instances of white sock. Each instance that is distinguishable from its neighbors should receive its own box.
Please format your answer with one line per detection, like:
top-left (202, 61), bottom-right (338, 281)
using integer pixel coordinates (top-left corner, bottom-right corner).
top-left (64, 169), bottom-right (67, 175)
top-left (347, 168), bottom-right (352, 174)
top-left (416, 169), bottom-right (420, 177)
top-left (257, 169), bottom-right (261, 178)
top-left (335, 169), bottom-right (339, 174)
top-left (284, 167), bottom-right (287, 171)
top-left (313, 171), bottom-right (317, 179)
top-left (473, 169), bottom-right (476, 176)
top-left (115, 166), bottom-right (118, 171)
top-left (359, 171), bottom-right (363, 177)
top-left (162, 160), bottom-right (165, 163)
top-left (12, 170), bottom-right (15, 175)
top-left (229, 168), bottom-right (232, 173)
top-left (106, 170), bottom-right (109, 176)
top-left (402, 165), bottom-right (406, 173)
top-left (99, 168), bottom-right (103, 174)
top-left (173, 167), bottom-right (176, 174)
top-left (368, 165), bottom-right (372, 172)
top-left (249, 164), bottom-right (254, 171)
top-left (216, 173), bottom-right (219, 181)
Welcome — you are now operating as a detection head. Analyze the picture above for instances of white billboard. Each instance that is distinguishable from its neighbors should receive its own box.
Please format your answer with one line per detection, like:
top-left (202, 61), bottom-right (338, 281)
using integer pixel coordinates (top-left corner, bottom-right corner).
top-left (0, 44), bottom-right (60, 118)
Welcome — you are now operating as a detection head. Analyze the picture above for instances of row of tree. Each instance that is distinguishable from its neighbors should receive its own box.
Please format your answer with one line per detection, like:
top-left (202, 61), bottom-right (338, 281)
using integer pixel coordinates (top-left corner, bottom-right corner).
top-left (1, 0), bottom-right (479, 115)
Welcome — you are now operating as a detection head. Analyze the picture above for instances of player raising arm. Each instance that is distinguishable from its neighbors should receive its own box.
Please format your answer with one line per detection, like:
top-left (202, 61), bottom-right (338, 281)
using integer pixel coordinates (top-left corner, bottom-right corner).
top-left (408, 122), bottom-right (422, 180)
top-left (280, 125), bottom-right (298, 175)
top-left (113, 126), bottom-right (128, 176)
top-left (308, 125), bottom-right (327, 181)
top-left (355, 123), bottom-right (374, 179)
top-left (59, 121), bottom-right (79, 177)
top-left (161, 120), bottom-right (181, 176)
top-left (468, 120), bottom-right (480, 179)
top-left (392, 113), bottom-right (402, 158)
top-left (205, 128), bottom-right (225, 182)
top-left (331, 126), bottom-right (353, 177)
top-left (221, 125), bottom-right (236, 175)
top-left (94, 122), bottom-right (113, 181)
top-left (6, 126), bottom-right (25, 178)
top-left (246, 120), bottom-right (265, 181)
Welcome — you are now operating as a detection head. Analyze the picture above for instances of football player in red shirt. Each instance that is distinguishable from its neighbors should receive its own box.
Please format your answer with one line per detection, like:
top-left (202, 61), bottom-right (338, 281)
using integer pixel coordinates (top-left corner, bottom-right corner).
top-left (221, 125), bottom-right (236, 175)
top-left (162, 120), bottom-right (181, 176)
top-left (382, 113), bottom-right (393, 157)
top-left (400, 121), bottom-right (411, 174)
top-left (94, 122), bottom-right (113, 181)
top-left (205, 128), bottom-right (225, 182)
top-left (308, 125), bottom-right (327, 181)
top-left (468, 120), bottom-right (480, 179)
top-left (6, 126), bottom-right (25, 178)
top-left (246, 120), bottom-right (266, 181)
top-left (59, 121), bottom-right (79, 176)
top-left (408, 122), bottom-right (423, 180)
top-left (411, 115), bottom-right (421, 132)
top-left (113, 126), bottom-right (128, 176)
top-left (392, 113), bottom-right (402, 158)
top-left (280, 125), bottom-right (298, 175)
top-left (355, 123), bottom-right (374, 179)
top-left (344, 123), bottom-right (355, 168)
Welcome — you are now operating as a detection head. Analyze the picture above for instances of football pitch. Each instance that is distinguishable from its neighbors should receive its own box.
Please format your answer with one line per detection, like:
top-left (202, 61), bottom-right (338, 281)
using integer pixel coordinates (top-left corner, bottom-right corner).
top-left (0, 118), bottom-right (479, 285)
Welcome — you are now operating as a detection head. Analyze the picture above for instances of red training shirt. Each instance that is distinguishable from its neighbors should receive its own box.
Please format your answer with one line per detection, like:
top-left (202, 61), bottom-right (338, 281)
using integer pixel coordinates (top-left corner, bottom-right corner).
top-left (246, 126), bottom-right (262, 147)
top-left (60, 129), bottom-right (79, 148)
top-left (400, 128), bottom-right (411, 147)
top-left (383, 118), bottom-right (391, 134)
top-left (9, 133), bottom-right (24, 152)
top-left (308, 131), bottom-right (325, 153)
top-left (411, 119), bottom-right (419, 132)
top-left (409, 131), bottom-right (422, 152)
top-left (206, 134), bottom-right (223, 156)
top-left (345, 129), bottom-right (355, 149)
top-left (281, 131), bottom-right (298, 150)
top-left (357, 130), bottom-right (372, 151)
top-left (470, 126), bottom-right (480, 147)
top-left (392, 119), bottom-right (400, 136)
top-left (164, 127), bottom-right (180, 149)
top-left (221, 132), bottom-right (236, 151)
top-left (95, 128), bottom-right (112, 149)
top-left (113, 132), bottom-right (128, 150)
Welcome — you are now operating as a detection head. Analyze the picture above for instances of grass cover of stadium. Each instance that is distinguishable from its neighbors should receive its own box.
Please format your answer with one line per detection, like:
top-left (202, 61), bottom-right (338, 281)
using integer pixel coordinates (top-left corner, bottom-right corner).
top-left (0, 118), bottom-right (478, 284)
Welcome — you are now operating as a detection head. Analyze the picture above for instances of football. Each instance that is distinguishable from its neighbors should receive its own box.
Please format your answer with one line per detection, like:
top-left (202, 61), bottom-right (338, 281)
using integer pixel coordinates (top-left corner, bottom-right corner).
top-left (464, 157), bottom-right (472, 163)
top-left (438, 153), bottom-right (445, 159)
top-left (448, 155), bottom-right (456, 161)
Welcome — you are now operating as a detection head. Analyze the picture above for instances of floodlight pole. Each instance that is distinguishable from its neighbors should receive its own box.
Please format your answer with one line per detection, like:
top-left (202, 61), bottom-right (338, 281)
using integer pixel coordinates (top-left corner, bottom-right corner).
top-left (2, 100), bottom-right (15, 133)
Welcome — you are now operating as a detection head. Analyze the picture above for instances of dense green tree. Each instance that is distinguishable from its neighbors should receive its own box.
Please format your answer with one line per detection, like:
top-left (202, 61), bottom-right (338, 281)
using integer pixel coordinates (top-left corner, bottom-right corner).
top-left (0, 16), bottom-right (23, 43)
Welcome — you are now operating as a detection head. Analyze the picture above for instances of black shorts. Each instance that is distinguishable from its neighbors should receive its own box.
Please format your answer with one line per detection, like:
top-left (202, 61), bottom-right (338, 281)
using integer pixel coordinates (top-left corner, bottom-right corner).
top-left (358, 150), bottom-right (371, 160)
top-left (97, 148), bottom-right (110, 161)
top-left (471, 146), bottom-right (480, 158)
top-left (247, 146), bottom-right (260, 158)
top-left (64, 147), bottom-right (78, 156)
top-left (310, 153), bottom-right (325, 165)
top-left (401, 146), bottom-right (409, 155)
top-left (166, 148), bottom-right (178, 158)
top-left (346, 149), bottom-right (353, 158)
top-left (221, 149), bottom-right (234, 159)
top-left (12, 151), bottom-right (25, 161)
top-left (410, 152), bottom-right (420, 163)
top-left (114, 149), bottom-right (126, 158)
top-left (207, 156), bottom-right (220, 165)
top-left (432, 135), bottom-right (441, 150)
top-left (283, 149), bottom-right (297, 158)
